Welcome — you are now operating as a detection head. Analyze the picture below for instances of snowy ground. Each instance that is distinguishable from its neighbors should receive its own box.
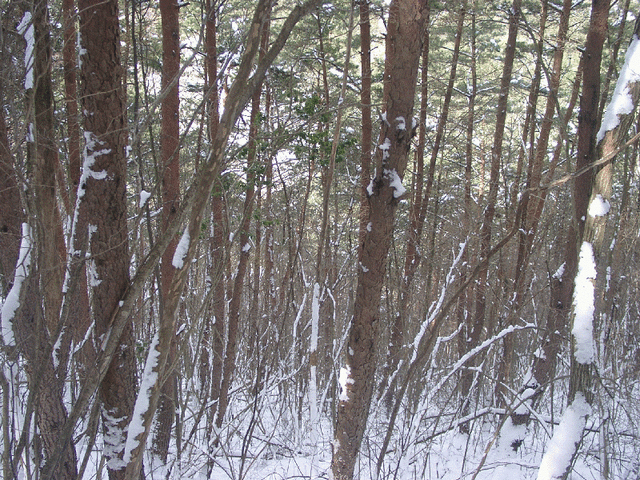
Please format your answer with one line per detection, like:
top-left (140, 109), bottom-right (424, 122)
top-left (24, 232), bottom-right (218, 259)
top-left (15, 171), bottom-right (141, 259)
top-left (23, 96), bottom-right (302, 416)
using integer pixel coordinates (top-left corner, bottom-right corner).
top-left (64, 379), bottom-right (638, 480)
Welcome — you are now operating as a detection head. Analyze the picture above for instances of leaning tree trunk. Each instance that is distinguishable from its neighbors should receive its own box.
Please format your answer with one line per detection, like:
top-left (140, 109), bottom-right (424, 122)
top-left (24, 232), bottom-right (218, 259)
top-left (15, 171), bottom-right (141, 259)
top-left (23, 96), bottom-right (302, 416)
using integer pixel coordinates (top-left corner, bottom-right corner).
top-left (331, 1), bottom-right (428, 478)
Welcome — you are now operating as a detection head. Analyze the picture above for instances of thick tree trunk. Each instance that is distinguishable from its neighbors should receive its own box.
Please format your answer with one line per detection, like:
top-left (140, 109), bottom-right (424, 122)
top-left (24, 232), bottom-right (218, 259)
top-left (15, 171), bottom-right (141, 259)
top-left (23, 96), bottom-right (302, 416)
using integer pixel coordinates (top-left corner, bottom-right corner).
top-left (78, 1), bottom-right (137, 477)
top-left (25, 2), bottom-right (78, 477)
top-left (357, 0), bottom-right (372, 261)
top-left (331, 1), bottom-right (427, 478)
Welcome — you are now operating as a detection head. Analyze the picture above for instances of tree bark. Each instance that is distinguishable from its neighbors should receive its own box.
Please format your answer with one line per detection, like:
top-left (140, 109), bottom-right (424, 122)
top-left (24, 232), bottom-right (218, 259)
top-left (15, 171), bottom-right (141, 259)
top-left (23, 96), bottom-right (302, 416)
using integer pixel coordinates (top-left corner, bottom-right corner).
top-left (78, 1), bottom-right (137, 477)
top-left (154, 0), bottom-right (181, 462)
top-left (331, 1), bottom-right (427, 478)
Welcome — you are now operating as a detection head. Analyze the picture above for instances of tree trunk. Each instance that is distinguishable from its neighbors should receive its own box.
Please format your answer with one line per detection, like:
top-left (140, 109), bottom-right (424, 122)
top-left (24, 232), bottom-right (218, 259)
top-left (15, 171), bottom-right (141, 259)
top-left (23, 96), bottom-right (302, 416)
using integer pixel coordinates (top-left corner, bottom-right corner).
top-left (468, 0), bottom-right (521, 408)
top-left (215, 6), bottom-right (270, 430)
top-left (78, 1), bottom-right (137, 477)
top-left (498, 0), bottom-right (571, 409)
top-left (154, 0), bottom-right (181, 463)
top-left (331, 1), bottom-right (428, 478)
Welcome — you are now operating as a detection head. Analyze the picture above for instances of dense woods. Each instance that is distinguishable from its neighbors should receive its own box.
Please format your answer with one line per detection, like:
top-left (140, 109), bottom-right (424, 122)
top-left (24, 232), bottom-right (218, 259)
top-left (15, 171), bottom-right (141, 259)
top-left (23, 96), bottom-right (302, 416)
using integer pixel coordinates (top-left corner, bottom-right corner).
top-left (1, 0), bottom-right (640, 479)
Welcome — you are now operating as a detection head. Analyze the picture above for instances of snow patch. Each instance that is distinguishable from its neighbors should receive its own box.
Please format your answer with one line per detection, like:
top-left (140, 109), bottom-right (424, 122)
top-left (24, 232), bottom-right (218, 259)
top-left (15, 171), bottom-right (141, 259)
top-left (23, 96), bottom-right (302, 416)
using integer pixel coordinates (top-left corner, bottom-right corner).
top-left (385, 169), bottom-right (406, 198)
top-left (553, 262), bottom-right (566, 280)
top-left (172, 229), bottom-right (190, 269)
top-left (338, 365), bottom-right (354, 402)
top-left (17, 12), bottom-right (34, 90)
top-left (139, 190), bottom-right (151, 209)
top-left (588, 194), bottom-right (610, 217)
top-left (395, 116), bottom-right (406, 130)
top-left (102, 408), bottom-right (128, 470)
top-left (366, 178), bottom-right (374, 196)
top-left (572, 242), bottom-right (596, 364)
top-left (123, 332), bottom-right (160, 464)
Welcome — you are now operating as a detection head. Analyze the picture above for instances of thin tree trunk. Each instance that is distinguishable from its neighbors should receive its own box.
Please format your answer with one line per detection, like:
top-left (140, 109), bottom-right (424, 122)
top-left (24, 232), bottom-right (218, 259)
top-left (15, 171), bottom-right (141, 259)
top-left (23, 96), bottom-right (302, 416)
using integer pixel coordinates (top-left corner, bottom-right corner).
top-left (0, 109), bottom-right (22, 297)
top-left (215, 6), bottom-right (270, 430)
top-left (457, 2), bottom-right (476, 433)
top-left (468, 0), bottom-right (521, 408)
top-left (154, 0), bottom-right (181, 462)
top-left (498, 0), bottom-right (571, 408)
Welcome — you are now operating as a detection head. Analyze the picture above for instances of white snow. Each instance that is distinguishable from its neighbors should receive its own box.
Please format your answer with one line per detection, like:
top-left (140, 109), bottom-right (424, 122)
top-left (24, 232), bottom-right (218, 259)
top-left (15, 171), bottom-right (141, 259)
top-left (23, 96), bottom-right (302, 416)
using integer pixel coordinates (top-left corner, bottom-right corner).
top-left (242, 242), bottom-right (251, 252)
top-left (123, 332), bottom-right (160, 464)
top-left (572, 242), bottom-right (596, 364)
top-left (395, 116), bottom-right (406, 130)
top-left (366, 222), bottom-right (372, 232)
top-left (553, 262), bottom-right (566, 279)
top-left (17, 12), bottom-right (34, 90)
top-left (139, 190), bottom-right (151, 208)
top-left (172, 229), bottom-right (190, 269)
top-left (366, 178), bottom-right (374, 196)
top-left (385, 169), bottom-right (406, 198)
top-left (78, 131), bottom-right (111, 201)
top-left (1, 223), bottom-right (32, 347)
top-left (338, 365), bottom-right (354, 402)
top-left (311, 283), bottom-right (320, 352)
top-left (102, 408), bottom-right (128, 470)
top-left (537, 393), bottom-right (591, 480)
top-left (378, 138), bottom-right (392, 161)
top-left (588, 194), bottom-right (610, 217)
top-left (597, 35), bottom-right (640, 142)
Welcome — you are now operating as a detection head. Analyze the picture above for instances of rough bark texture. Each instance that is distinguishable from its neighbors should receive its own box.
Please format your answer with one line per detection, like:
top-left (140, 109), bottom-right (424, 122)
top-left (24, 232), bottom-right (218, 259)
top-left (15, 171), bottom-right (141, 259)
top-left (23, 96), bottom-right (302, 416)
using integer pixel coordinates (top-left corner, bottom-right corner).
top-left (0, 112), bottom-right (22, 297)
top-left (29, 2), bottom-right (78, 477)
top-left (357, 0), bottom-right (372, 262)
top-left (331, 1), bottom-right (427, 478)
top-left (78, 1), bottom-right (136, 477)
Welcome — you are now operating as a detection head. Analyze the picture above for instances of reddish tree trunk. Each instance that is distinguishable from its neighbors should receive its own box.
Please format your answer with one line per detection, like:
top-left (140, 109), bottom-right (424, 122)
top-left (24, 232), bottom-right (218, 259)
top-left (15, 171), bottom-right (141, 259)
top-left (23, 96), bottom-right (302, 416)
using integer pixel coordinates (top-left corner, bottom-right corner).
top-left (332, 1), bottom-right (428, 478)
top-left (155, 0), bottom-right (182, 462)
top-left (78, 0), bottom-right (137, 477)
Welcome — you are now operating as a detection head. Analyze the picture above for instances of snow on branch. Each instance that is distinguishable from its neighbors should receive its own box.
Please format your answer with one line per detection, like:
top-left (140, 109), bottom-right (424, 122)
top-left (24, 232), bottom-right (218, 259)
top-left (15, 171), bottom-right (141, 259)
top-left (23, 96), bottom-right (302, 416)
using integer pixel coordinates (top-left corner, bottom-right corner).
top-left (536, 393), bottom-right (591, 480)
top-left (597, 35), bottom-right (640, 143)
top-left (409, 241), bottom-right (467, 364)
top-left (1, 223), bottom-right (32, 347)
